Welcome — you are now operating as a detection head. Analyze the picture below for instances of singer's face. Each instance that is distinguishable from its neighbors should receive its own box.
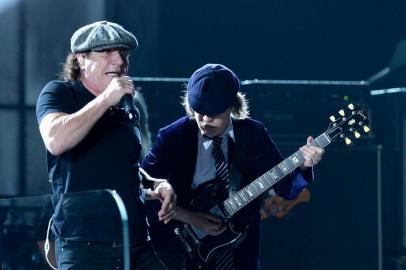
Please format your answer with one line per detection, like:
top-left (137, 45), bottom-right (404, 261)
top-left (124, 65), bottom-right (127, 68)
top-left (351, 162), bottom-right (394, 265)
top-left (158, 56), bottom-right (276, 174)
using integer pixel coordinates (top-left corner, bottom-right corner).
top-left (194, 108), bottom-right (232, 138)
top-left (78, 49), bottom-right (129, 96)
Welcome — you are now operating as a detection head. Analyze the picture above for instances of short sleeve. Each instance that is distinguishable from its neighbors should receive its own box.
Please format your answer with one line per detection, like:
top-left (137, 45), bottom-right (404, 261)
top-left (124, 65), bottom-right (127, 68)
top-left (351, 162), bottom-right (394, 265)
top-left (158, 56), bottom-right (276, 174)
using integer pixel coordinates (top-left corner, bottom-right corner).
top-left (36, 80), bottom-right (72, 124)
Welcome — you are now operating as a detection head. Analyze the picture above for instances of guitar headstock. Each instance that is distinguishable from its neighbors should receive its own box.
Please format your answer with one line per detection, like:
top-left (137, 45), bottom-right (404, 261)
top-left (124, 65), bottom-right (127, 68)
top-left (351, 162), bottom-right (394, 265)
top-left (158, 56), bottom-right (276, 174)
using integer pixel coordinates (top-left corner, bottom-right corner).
top-left (326, 104), bottom-right (370, 144)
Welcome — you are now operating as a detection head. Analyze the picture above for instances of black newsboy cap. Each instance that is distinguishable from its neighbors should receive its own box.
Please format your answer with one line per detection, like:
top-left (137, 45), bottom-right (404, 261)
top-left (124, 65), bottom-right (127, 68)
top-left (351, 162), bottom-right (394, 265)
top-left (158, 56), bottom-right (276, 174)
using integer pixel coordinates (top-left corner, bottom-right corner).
top-left (187, 64), bottom-right (240, 116)
top-left (70, 21), bottom-right (138, 53)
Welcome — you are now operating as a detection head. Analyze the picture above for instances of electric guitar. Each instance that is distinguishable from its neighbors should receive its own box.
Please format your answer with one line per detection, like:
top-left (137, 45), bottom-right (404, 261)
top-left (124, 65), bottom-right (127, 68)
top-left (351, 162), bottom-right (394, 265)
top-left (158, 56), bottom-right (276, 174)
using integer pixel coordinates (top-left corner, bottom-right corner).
top-left (174, 104), bottom-right (369, 269)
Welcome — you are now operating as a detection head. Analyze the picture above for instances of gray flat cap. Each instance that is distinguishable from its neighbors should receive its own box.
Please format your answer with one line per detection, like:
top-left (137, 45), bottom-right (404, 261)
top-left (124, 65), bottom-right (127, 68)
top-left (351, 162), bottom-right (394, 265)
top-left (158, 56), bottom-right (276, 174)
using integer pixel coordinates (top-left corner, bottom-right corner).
top-left (70, 21), bottom-right (138, 53)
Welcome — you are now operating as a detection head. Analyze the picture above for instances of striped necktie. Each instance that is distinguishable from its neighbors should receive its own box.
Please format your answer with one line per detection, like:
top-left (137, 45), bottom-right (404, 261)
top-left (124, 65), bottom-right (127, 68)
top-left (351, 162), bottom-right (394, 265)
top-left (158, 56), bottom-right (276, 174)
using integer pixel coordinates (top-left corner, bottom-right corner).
top-left (212, 136), bottom-right (230, 183)
top-left (211, 136), bottom-right (235, 270)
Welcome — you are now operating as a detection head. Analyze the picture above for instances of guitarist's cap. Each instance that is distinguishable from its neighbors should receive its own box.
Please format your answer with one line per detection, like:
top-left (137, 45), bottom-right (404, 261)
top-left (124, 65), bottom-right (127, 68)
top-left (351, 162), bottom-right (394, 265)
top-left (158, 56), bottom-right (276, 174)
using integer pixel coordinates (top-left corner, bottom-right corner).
top-left (187, 63), bottom-right (240, 117)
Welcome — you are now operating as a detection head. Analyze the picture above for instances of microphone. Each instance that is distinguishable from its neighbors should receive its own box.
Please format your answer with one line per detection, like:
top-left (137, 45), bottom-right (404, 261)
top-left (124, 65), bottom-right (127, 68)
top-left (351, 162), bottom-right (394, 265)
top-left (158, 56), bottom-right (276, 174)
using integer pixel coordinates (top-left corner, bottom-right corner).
top-left (120, 94), bottom-right (139, 125)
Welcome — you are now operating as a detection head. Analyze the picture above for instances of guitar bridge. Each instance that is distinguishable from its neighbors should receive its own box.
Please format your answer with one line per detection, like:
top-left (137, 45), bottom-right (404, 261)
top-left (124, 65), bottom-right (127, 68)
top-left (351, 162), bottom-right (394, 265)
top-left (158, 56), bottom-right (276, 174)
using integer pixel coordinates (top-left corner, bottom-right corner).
top-left (174, 228), bottom-right (193, 254)
top-left (184, 224), bottom-right (201, 245)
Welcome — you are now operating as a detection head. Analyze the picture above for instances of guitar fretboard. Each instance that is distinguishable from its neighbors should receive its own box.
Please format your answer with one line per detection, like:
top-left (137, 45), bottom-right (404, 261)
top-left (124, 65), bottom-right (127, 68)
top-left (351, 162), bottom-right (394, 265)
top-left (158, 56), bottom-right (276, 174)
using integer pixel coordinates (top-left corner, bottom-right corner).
top-left (222, 133), bottom-right (331, 217)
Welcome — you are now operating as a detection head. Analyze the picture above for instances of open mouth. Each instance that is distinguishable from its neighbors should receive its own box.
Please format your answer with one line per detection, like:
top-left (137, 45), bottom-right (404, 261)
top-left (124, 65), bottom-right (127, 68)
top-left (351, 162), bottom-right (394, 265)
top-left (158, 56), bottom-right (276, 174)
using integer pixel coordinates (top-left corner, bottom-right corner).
top-left (105, 71), bottom-right (122, 77)
top-left (202, 125), bottom-right (215, 131)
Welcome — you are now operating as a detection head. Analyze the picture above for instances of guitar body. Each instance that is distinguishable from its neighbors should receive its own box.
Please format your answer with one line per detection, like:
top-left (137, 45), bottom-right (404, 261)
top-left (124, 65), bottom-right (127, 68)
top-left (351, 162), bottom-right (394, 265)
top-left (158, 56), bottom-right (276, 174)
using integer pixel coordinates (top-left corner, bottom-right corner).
top-left (174, 179), bottom-right (248, 269)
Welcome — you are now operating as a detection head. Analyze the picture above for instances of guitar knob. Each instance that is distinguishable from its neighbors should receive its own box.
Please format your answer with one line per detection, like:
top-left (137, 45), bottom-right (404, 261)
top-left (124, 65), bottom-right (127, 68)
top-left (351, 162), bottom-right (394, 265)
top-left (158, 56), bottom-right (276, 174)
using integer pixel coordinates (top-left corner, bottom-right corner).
top-left (348, 103), bottom-right (354, 110)
top-left (345, 137), bottom-right (352, 145)
top-left (339, 109), bottom-right (345, 116)
top-left (363, 125), bottom-right (370, 133)
top-left (329, 115), bottom-right (336, 122)
top-left (354, 131), bottom-right (361, 138)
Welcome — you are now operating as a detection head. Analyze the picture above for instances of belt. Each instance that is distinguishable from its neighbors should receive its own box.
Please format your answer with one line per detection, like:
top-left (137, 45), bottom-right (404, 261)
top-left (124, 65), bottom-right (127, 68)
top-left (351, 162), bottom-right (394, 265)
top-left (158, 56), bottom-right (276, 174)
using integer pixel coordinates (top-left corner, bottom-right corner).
top-left (58, 238), bottom-right (135, 248)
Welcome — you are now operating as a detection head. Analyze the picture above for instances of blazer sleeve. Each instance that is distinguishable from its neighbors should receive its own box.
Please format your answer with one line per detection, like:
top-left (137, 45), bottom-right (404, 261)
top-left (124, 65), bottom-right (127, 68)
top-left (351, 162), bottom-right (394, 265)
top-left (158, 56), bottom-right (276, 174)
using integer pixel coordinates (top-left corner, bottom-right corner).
top-left (141, 127), bottom-right (173, 179)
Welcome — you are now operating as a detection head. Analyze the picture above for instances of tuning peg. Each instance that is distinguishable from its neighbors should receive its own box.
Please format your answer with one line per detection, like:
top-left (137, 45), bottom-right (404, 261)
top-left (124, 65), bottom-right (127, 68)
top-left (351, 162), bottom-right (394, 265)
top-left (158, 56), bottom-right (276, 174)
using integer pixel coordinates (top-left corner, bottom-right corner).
top-left (345, 137), bottom-right (352, 145)
top-left (339, 109), bottom-right (345, 116)
top-left (329, 115), bottom-right (336, 122)
top-left (363, 125), bottom-right (370, 133)
top-left (354, 131), bottom-right (361, 138)
top-left (348, 103), bottom-right (354, 110)
top-left (348, 119), bottom-right (355, 125)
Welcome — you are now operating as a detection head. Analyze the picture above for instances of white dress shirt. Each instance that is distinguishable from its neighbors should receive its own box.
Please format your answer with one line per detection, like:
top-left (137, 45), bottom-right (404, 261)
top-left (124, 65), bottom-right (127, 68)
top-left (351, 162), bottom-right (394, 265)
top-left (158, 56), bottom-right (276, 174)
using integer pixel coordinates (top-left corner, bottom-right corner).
top-left (191, 119), bottom-right (236, 189)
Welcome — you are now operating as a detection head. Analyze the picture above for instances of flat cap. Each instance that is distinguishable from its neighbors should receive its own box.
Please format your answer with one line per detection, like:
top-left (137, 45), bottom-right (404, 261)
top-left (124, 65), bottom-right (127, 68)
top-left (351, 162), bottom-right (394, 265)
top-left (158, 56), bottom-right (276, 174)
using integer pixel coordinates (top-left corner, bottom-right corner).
top-left (70, 21), bottom-right (138, 53)
top-left (187, 64), bottom-right (240, 116)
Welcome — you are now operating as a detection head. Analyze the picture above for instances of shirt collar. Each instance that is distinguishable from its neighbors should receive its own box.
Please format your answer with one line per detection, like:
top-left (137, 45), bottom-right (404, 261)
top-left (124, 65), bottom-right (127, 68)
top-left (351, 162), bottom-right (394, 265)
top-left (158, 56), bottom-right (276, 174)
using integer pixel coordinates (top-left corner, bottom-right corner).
top-left (200, 118), bottom-right (235, 148)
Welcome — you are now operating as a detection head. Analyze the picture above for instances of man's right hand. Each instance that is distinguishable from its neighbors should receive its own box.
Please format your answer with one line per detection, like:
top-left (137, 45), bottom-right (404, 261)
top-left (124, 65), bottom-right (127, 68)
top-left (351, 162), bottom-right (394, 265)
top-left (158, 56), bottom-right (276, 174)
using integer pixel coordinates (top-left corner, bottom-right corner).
top-left (101, 76), bottom-right (134, 107)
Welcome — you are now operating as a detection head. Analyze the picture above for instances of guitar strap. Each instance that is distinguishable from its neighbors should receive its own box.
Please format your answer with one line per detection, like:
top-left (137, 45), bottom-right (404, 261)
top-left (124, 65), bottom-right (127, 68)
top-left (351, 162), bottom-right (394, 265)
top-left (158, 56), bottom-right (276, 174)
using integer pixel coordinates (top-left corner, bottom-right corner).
top-left (228, 119), bottom-right (249, 197)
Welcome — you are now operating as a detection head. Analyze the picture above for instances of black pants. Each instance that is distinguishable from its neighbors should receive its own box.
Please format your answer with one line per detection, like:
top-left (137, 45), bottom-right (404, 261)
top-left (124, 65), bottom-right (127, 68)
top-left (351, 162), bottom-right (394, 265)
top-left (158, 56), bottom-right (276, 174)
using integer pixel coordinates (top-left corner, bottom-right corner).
top-left (55, 238), bottom-right (167, 270)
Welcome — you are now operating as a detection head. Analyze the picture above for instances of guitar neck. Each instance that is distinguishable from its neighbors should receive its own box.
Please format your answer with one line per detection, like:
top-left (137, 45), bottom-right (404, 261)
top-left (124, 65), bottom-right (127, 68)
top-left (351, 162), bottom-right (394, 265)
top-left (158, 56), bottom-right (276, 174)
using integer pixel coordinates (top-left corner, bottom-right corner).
top-left (222, 133), bottom-right (331, 217)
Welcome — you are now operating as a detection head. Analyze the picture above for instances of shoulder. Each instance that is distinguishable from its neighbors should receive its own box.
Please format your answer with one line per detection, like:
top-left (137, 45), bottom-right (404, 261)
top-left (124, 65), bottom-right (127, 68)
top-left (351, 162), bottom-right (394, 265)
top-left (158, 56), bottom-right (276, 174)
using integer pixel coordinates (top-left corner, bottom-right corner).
top-left (147, 117), bottom-right (197, 156)
top-left (158, 116), bottom-right (197, 136)
top-left (38, 80), bottom-right (76, 100)
top-left (41, 80), bottom-right (73, 93)
top-left (153, 116), bottom-right (197, 146)
top-left (233, 118), bottom-right (275, 147)
top-left (36, 80), bottom-right (77, 123)
top-left (233, 117), bottom-right (268, 132)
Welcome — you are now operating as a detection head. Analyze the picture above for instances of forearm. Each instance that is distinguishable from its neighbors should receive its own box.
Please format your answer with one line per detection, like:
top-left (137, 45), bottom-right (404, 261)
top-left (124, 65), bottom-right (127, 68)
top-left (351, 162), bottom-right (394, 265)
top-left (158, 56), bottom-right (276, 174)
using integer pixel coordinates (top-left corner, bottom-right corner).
top-left (39, 95), bottom-right (110, 155)
top-left (173, 206), bottom-right (195, 224)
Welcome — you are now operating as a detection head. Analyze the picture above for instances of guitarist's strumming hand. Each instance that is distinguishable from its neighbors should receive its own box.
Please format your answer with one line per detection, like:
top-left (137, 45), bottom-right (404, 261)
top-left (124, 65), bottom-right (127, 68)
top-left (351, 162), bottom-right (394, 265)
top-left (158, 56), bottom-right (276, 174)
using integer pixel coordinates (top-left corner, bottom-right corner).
top-left (140, 168), bottom-right (177, 224)
top-left (299, 136), bottom-right (325, 170)
top-left (174, 207), bottom-right (227, 236)
top-left (150, 181), bottom-right (177, 224)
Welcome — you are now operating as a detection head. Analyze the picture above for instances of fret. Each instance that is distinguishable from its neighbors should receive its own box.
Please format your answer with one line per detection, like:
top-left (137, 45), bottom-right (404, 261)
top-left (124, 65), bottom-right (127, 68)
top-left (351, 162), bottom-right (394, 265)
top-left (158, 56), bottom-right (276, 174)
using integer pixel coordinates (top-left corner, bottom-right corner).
top-left (262, 172), bottom-right (273, 186)
top-left (273, 166), bottom-right (284, 179)
top-left (269, 170), bottom-right (279, 181)
top-left (292, 151), bottom-right (304, 164)
top-left (234, 196), bottom-right (242, 207)
top-left (239, 190), bottom-right (249, 203)
top-left (246, 187), bottom-right (254, 198)
top-left (243, 187), bottom-right (252, 202)
top-left (227, 199), bottom-right (237, 213)
top-left (278, 162), bottom-right (288, 174)
top-left (243, 188), bottom-right (251, 202)
top-left (278, 160), bottom-right (289, 175)
top-left (251, 182), bottom-right (261, 194)
top-left (313, 133), bottom-right (330, 148)
top-left (223, 201), bottom-right (233, 215)
top-left (283, 159), bottom-right (294, 172)
top-left (265, 171), bottom-right (276, 186)
top-left (257, 179), bottom-right (265, 190)
top-left (312, 137), bottom-right (322, 148)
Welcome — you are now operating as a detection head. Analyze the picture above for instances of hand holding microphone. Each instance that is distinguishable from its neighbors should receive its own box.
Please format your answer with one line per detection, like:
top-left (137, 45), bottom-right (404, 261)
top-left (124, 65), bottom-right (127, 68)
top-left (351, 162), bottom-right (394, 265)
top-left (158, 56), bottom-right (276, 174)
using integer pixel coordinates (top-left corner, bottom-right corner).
top-left (120, 92), bottom-right (139, 124)
top-left (103, 76), bottom-right (139, 124)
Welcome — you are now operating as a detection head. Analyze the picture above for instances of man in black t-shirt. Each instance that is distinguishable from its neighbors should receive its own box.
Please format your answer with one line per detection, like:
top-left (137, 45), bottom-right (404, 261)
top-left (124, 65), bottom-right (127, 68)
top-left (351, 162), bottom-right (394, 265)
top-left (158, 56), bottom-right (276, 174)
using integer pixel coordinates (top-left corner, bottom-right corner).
top-left (36, 21), bottom-right (176, 270)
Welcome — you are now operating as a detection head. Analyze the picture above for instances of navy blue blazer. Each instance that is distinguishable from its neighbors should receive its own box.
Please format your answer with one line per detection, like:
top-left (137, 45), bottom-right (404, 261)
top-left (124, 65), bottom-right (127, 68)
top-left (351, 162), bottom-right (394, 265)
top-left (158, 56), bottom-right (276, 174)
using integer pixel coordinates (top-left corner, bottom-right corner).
top-left (142, 116), bottom-right (313, 269)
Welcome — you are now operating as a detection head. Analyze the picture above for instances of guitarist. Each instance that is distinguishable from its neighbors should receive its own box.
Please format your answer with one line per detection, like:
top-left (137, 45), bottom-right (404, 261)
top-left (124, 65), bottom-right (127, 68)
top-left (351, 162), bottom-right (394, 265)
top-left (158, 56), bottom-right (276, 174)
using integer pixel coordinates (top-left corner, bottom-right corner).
top-left (142, 63), bottom-right (324, 269)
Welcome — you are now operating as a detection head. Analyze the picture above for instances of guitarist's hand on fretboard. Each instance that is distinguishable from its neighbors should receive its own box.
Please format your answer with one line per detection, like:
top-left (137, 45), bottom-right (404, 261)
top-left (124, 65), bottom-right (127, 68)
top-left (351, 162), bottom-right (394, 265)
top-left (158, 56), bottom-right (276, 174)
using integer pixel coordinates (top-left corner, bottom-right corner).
top-left (174, 206), bottom-right (226, 236)
top-left (299, 136), bottom-right (325, 169)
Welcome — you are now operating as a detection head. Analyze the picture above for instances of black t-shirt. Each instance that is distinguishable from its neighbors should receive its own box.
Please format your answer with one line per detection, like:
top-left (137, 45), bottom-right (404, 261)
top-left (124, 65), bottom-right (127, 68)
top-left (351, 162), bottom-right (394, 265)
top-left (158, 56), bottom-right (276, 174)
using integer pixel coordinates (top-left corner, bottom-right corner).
top-left (36, 80), bottom-right (148, 244)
